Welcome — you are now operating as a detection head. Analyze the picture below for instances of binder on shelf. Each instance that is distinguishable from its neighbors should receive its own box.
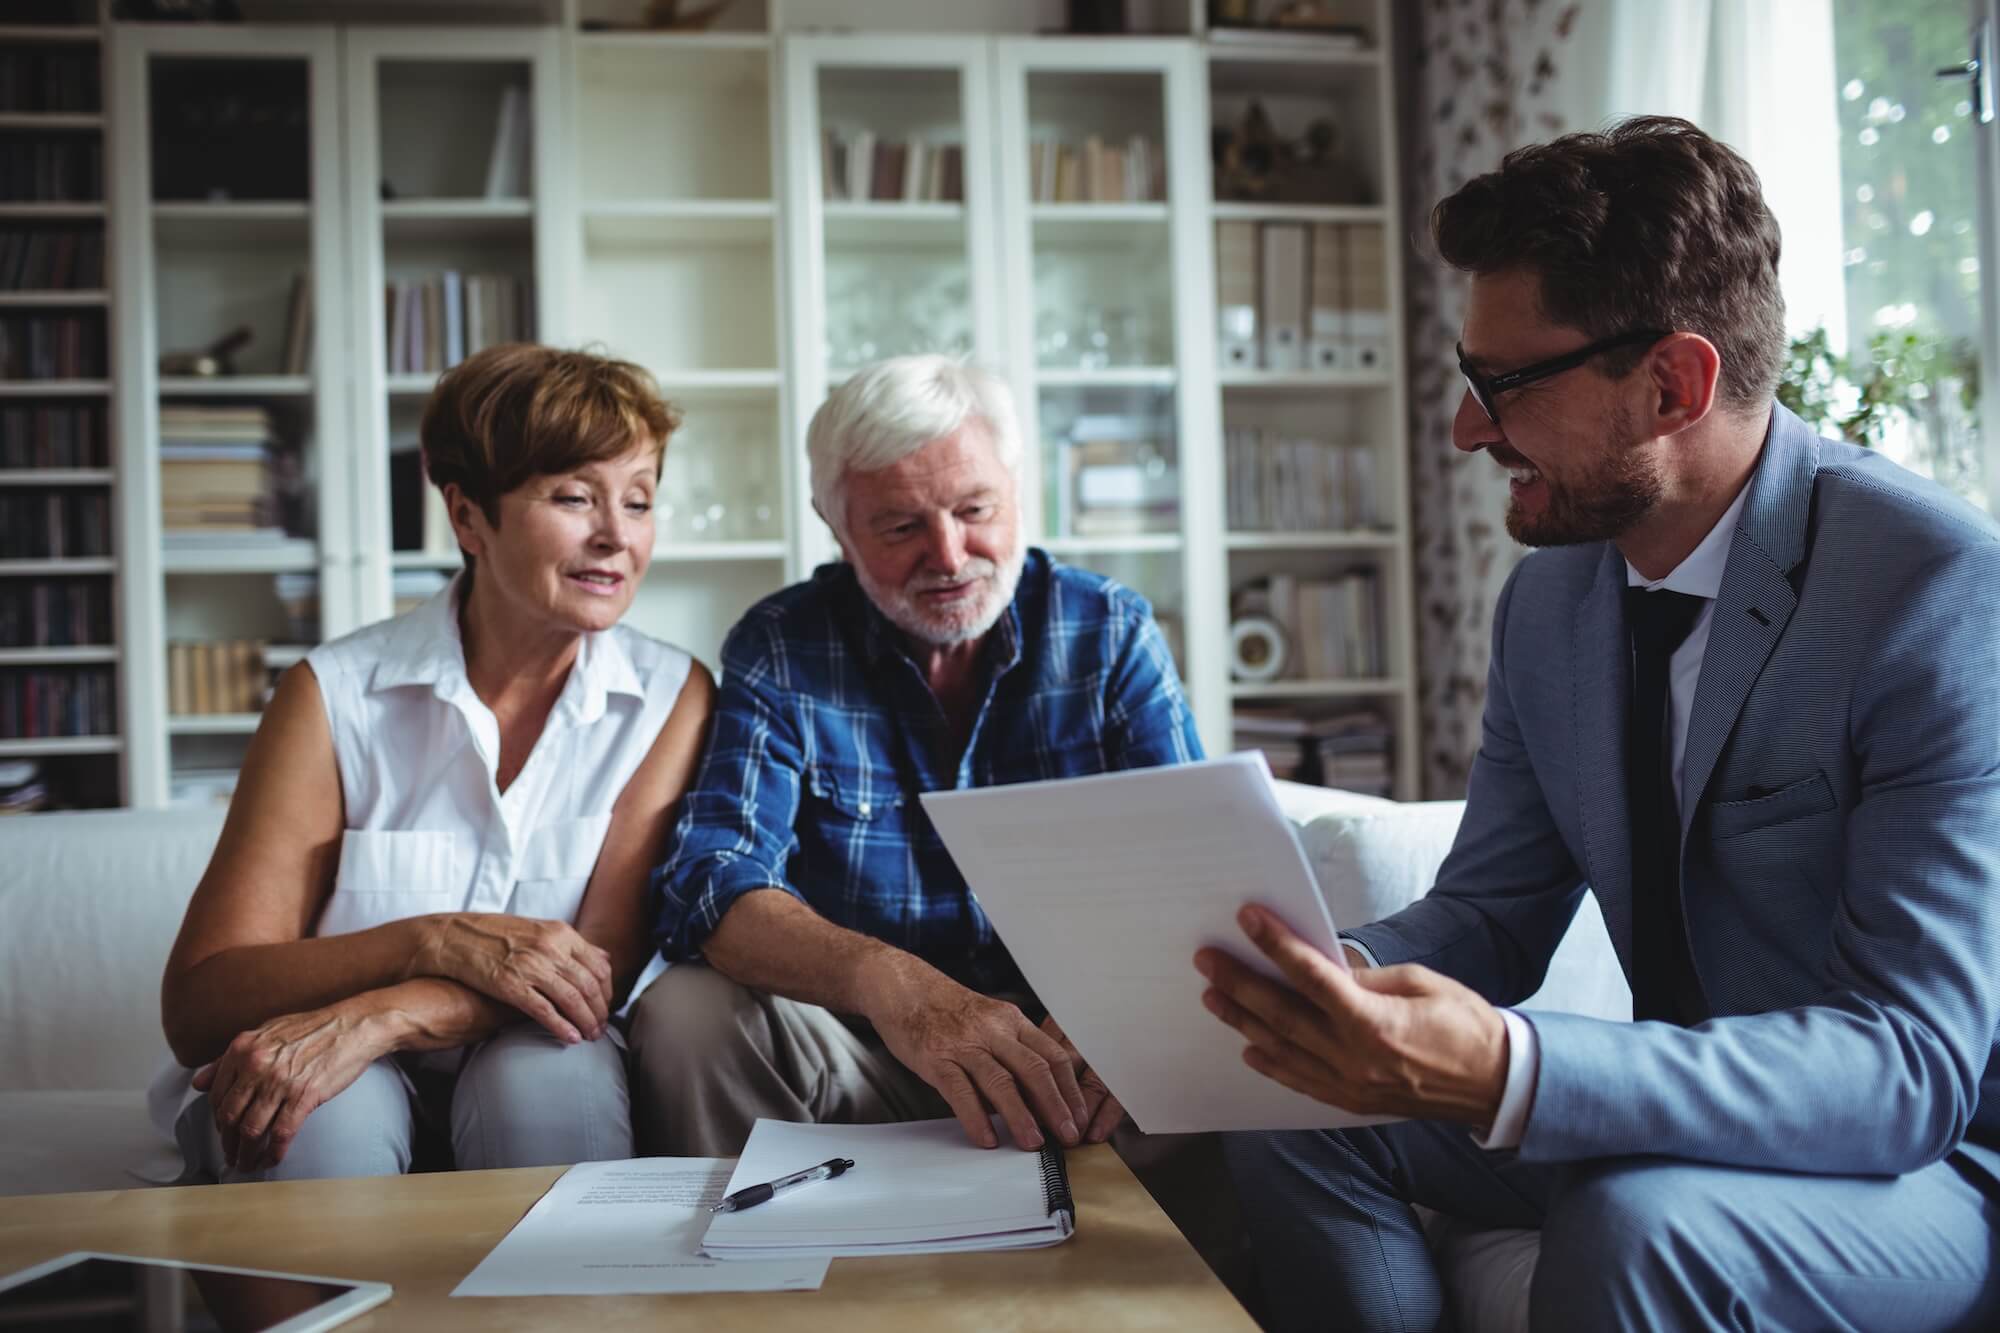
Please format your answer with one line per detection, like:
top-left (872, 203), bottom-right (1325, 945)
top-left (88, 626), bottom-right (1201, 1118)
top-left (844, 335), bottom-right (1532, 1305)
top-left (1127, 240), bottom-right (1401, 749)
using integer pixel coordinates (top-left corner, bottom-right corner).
top-left (1346, 224), bottom-right (1392, 371)
top-left (700, 1117), bottom-right (1073, 1261)
top-left (280, 270), bottom-right (312, 377)
top-left (1259, 222), bottom-right (1307, 372)
top-left (1307, 223), bottom-right (1347, 372)
top-left (1215, 220), bottom-right (1259, 371)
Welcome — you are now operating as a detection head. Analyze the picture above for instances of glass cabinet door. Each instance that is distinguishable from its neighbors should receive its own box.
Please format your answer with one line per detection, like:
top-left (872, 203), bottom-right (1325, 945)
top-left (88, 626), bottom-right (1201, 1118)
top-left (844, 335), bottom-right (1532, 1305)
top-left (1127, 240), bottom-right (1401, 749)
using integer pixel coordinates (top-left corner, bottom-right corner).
top-left (783, 35), bottom-right (1003, 571)
top-left (994, 39), bottom-right (1224, 743)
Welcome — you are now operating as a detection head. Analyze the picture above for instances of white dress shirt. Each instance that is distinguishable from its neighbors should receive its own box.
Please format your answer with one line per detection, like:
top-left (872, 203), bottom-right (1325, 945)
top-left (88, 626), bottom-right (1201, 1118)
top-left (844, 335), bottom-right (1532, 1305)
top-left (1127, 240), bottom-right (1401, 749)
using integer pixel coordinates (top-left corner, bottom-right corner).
top-left (1348, 481), bottom-right (1752, 1150)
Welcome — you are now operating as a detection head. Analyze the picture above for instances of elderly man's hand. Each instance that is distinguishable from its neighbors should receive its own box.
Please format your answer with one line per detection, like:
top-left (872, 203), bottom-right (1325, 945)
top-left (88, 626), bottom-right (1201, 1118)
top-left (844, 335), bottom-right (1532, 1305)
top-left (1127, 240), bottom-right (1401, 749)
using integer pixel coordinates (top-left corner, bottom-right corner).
top-left (1195, 904), bottom-right (1510, 1126)
top-left (862, 955), bottom-right (1088, 1150)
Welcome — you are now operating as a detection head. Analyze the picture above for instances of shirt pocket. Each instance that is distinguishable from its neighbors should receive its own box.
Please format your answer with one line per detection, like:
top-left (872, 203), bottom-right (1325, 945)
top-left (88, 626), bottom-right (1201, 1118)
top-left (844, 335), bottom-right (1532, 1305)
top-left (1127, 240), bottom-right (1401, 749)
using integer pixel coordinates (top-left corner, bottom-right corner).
top-left (508, 813), bottom-right (612, 923)
top-left (806, 763), bottom-right (906, 822)
top-left (317, 828), bottom-right (462, 938)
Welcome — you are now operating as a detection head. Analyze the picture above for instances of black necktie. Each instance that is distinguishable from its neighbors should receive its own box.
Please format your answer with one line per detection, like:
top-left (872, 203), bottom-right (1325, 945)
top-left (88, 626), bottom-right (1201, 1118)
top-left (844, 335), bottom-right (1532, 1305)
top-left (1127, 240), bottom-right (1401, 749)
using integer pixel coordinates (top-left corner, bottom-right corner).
top-left (1625, 586), bottom-right (1707, 1025)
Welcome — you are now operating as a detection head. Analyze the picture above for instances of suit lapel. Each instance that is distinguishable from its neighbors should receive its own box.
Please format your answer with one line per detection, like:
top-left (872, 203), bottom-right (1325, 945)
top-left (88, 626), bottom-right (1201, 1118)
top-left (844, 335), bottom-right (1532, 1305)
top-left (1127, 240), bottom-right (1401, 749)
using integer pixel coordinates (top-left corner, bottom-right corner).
top-left (1574, 543), bottom-right (1636, 968)
top-left (1678, 408), bottom-right (1818, 826)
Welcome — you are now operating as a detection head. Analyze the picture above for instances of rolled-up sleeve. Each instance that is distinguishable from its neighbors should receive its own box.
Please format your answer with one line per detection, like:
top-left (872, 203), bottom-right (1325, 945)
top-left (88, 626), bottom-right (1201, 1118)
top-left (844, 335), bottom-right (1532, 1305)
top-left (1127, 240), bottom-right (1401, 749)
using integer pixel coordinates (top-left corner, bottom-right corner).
top-left (650, 615), bottom-right (809, 962)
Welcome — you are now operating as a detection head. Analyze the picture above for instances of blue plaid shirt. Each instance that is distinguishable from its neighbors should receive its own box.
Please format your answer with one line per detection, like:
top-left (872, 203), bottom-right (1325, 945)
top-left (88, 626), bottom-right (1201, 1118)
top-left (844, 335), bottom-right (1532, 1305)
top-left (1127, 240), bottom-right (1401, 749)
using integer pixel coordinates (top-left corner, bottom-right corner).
top-left (652, 548), bottom-right (1203, 996)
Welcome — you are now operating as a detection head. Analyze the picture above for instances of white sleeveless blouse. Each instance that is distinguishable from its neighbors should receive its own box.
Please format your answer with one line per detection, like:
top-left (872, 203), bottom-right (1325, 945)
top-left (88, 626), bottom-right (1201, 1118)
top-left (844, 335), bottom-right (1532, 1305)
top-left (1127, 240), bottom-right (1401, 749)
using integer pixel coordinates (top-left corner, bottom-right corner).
top-left (148, 577), bottom-right (691, 1139)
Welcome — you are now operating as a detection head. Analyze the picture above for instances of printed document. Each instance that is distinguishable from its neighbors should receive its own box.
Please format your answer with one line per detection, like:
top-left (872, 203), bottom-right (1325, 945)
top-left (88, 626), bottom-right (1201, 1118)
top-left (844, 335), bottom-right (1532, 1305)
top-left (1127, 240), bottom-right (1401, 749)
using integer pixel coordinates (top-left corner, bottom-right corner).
top-left (452, 1158), bottom-right (829, 1297)
top-left (920, 752), bottom-right (1400, 1134)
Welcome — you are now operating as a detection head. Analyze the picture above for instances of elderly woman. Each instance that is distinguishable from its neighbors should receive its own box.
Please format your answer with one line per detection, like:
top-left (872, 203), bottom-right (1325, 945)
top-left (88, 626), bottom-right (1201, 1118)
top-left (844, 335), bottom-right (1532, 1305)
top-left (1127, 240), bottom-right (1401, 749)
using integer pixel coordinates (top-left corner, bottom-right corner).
top-left (151, 343), bottom-right (713, 1182)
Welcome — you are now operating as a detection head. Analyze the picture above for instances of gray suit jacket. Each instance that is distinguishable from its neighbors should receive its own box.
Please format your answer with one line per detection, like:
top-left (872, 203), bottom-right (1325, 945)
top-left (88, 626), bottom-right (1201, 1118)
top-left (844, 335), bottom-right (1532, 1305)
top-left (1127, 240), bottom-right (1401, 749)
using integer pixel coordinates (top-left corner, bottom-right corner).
top-left (1349, 404), bottom-right (2000, 1183)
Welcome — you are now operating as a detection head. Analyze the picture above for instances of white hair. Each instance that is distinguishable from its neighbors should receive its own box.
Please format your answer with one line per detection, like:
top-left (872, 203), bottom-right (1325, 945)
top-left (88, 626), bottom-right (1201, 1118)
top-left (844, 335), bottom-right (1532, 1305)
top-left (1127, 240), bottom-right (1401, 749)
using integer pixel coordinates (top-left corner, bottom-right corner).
top-left (806, 355), bottom-right (1022, 538)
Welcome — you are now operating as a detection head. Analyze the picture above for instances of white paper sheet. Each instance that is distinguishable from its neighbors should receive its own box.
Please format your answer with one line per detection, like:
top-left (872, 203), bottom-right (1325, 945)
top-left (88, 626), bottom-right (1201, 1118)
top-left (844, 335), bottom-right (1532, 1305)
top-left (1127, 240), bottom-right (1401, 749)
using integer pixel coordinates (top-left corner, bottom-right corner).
top-left (700, 1118), bottom-right (1071, 1260)
top-left (920, 751), bottom-right (1399, 1134)
top-left (451, 1159), bottom-right (830, 1297)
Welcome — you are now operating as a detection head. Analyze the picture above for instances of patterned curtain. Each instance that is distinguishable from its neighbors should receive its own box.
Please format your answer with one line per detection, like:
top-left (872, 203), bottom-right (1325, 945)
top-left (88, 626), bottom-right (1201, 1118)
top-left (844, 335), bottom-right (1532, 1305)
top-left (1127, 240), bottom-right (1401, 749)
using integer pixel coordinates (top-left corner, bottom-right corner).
top-left (1395, 0), bottom-right (1584, 797)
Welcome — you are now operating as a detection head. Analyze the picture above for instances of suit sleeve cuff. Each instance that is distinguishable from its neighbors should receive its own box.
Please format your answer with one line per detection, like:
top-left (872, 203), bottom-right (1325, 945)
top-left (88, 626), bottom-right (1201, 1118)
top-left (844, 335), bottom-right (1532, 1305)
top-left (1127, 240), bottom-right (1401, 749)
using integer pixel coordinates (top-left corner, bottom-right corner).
top-left (1470, 1008), bottom-right (1538, 1150)
top-left (1336, 935), bottom-right (1380, 969)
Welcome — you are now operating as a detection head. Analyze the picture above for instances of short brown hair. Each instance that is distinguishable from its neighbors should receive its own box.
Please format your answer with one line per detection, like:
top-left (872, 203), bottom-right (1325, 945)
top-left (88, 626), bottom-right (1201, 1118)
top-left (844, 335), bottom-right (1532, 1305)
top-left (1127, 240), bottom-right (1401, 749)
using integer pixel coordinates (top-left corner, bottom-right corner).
top-left (1431, 115), bottom-right (1785, 412)
top-left (421, 343), bottom-right (680, 549)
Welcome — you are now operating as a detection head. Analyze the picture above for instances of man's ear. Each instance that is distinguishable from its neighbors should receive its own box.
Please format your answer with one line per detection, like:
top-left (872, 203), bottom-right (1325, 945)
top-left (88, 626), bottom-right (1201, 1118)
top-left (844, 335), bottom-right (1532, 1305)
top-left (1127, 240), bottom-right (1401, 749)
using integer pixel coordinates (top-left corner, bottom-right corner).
top-left (1646, 332), bottom-right (1721, 435)
top-left (811, 497), bottom-right (853, 563)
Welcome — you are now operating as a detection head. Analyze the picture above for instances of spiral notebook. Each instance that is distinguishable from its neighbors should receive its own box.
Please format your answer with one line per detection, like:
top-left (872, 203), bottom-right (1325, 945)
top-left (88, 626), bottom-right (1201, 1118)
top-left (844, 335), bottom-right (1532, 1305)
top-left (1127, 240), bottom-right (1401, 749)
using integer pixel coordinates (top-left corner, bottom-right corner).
top-left (699, 1117), bottom-right (1075, 1260)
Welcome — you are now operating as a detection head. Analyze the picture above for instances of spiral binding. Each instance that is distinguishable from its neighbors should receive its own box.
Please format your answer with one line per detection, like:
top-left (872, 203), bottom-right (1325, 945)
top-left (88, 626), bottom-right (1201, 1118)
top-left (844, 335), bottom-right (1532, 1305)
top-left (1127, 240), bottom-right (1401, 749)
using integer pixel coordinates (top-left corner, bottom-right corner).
top-left (1037, 1143), bottom-right (1075, 1225)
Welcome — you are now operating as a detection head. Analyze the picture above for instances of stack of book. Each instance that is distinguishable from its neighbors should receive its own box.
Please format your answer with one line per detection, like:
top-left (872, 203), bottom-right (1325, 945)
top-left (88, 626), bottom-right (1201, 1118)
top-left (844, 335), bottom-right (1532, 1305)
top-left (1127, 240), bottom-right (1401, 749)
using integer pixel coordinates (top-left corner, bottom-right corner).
top-left (168, 639), bottom-right (272, 717)
top-left (384, 272), bottom-right (532, 376)
top-left (0, 665), bottom-right (115, 739)
top-left (0, 578), bottom-right (111, 648)
top-left (159, 405), bottom-right (276, 536)
top-left (0, 228), bottom-right (105, 291)
top-left (820, 131), bottom-right (965, 203)
top-left (1232, 707), bottom-right (1393, 795)
top-left (1214, 221), bottom-right (1390, 373)
top-left (0, 404), bottom-right (106, 468)
top-left (1057, 414), bottom-right (1179, 537)
top-left (1226, 431), bottom-right (1382, 532)
top-left (1029, 134), bottom-right (1164, 203)
top-left (1242, 570), bottom-right (1385, 680)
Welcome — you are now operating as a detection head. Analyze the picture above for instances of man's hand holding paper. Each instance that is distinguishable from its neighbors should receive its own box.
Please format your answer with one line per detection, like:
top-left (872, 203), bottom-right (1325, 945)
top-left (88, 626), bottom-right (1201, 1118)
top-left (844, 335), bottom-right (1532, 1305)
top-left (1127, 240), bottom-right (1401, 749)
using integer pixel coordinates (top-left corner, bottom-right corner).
top-left (1198, 904), bottom-right (1509, 1127)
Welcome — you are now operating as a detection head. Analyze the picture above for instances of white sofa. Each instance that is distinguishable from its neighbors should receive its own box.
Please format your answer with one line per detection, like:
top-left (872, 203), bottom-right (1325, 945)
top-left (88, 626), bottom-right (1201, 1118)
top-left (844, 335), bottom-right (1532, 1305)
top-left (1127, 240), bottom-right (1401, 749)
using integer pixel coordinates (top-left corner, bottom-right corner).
top-left (0, 784), bottom-right (1628, 1332)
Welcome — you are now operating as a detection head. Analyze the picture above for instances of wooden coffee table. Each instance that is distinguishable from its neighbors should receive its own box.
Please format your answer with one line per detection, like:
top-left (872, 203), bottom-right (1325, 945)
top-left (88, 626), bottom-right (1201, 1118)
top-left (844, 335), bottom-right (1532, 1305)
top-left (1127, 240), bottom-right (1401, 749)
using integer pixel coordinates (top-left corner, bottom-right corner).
top-left (0, 1145), bottom-right (1256, 1330)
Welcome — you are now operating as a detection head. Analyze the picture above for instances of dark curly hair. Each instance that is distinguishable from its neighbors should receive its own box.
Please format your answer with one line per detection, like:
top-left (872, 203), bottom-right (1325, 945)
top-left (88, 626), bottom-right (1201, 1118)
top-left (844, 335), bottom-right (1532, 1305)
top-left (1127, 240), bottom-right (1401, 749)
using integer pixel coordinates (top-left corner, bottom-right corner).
top-left (1431, 115), bottom-right (1785, 413)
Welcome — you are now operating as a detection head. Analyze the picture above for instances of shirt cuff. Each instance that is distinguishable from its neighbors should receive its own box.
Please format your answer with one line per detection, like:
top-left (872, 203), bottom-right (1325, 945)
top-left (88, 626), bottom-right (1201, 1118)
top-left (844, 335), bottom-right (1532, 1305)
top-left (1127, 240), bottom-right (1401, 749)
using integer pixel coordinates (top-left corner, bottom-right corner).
top-left (1336, 936), bottom-right (1379, 969)
top-left (1470, 1009), bottom-right (1538, 1150)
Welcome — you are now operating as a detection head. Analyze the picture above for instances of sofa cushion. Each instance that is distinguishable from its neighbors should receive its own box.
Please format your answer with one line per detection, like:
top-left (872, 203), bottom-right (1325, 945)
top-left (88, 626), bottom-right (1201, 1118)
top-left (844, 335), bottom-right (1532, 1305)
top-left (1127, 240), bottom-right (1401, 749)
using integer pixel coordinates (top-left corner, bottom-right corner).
top-left (0, 808), bottom-right (224, 1092)
top-left (0, 1090), bottom-right (179, 1197)
top-left (1292, 797), bottom-right (1630, 1022)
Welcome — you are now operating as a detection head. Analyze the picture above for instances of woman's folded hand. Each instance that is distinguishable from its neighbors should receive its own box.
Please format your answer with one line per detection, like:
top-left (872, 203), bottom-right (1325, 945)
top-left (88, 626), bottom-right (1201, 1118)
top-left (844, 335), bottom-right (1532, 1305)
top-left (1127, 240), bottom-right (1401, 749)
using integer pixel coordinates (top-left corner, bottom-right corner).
top-left (413, 913), bottom-right (614, 1043)
top-left (195, 1003), bottom-right (389, 1173)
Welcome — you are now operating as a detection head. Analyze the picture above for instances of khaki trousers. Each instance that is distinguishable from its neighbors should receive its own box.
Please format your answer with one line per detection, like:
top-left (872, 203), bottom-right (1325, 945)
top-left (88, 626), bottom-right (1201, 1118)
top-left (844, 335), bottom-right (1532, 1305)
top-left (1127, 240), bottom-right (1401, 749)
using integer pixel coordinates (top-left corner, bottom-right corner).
top-left (627, 963), bottom-right (950, 1157)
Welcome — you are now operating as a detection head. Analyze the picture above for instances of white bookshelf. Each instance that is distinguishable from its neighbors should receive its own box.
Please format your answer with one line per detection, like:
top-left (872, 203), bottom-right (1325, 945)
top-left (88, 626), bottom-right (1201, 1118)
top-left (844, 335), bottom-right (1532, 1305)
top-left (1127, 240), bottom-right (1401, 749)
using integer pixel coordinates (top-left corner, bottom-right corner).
top-left (73, 0), bottom-right (1419, 806)
top-left (0, 2), bottom-right (120, 808)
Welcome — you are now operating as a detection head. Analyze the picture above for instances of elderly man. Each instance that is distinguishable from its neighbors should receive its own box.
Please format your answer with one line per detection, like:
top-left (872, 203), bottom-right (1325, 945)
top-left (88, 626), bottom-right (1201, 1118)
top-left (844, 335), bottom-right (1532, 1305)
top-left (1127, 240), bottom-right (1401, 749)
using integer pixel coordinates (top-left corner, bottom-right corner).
top-left (1204, 116), bottom-right (2000, 1331)
top-left (630, 355), bottom-right (1202, 1157)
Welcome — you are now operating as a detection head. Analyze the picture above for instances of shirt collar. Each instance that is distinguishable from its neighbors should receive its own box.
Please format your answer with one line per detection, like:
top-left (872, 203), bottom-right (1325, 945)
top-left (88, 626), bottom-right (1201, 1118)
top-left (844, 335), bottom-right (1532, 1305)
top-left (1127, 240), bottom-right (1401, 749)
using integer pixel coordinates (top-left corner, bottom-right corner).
top-left (1625, 481), bottom-right (1752, 599)
top-left (369, 572), bottom-right (643, 723)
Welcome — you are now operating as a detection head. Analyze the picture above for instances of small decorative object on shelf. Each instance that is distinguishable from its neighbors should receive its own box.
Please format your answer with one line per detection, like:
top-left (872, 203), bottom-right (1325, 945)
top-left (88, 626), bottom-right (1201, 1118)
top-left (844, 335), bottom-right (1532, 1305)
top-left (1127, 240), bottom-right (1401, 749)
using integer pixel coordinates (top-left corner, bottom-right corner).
top-left (1231, 570), bottom-right (1384, 680)
top-left (157, 324), bottom-right (251, 379)
top-left (1213, 101), bottom-right (1367, 204)
top-left (1066, 0), bottom-right (1128, 34)
top-left (0, 760), bottom-right (48, 816)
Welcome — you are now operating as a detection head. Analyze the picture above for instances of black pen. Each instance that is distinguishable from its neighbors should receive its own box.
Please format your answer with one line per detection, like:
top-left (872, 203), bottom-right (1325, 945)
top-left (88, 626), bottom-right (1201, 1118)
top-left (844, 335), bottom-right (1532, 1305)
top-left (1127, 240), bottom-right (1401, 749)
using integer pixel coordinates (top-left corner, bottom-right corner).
top-left (709, 1156), bottom-right (857, 1213)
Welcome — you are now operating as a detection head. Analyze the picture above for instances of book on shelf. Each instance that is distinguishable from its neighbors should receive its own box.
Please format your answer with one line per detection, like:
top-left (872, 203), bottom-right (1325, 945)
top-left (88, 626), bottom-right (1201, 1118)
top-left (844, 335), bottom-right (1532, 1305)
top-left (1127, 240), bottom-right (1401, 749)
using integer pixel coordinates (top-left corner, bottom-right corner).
top-left (1029, 134), bottom-right (1165, 204)
top-left (0, 578), bottom-right (111, 649)
top-left (0, 46), bottom-right (102, 115)
top-left (279, 270), bottom-right (312, 376)
top-left (1226, 429), bottom-right (1382, 533)
top-left (0, 138), bottom-right (102, 202)
top-left (0, 403), bottom-right (105, 469)
top-left (168, 638), bottom-right (271, 717)
top-left (1232, 706), bottom-right (1392, 793)
top-left (0, 490), bottom-right (109, 558)
top-left (0, 664), bottom-right (115, 740)
top-left (1238, 569), bottom-right (1384, 681)
top-left (0, 311), bottom-right (105, 379)
top-left (385, 273), bottom-right (531, 375)
top-left (819, 129), bottom-right (965, 204)
top-left (0, 226), bottom-right (105, 291)
top-left (482, 84), bottom-right (532, 200)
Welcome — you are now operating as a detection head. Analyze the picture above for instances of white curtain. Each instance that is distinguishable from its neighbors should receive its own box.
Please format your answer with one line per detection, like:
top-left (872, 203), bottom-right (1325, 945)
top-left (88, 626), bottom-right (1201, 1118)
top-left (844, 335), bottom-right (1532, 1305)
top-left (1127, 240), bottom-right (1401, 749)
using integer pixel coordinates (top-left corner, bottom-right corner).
top-left (1405, 0), bottom-right (1845, 797)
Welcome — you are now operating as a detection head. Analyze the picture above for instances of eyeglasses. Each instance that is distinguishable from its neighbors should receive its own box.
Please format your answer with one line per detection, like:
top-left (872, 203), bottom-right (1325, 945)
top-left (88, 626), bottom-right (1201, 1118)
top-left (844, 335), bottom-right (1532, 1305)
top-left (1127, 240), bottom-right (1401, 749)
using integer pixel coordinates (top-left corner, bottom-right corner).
top-left (1456, 329), bottom-right (1669, 425)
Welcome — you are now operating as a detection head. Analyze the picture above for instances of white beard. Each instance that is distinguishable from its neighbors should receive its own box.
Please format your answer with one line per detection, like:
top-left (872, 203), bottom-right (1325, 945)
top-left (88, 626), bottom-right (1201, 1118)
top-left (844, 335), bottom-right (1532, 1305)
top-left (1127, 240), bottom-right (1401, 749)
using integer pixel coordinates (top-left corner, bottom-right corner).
top-left (856, 546), bottom-right (1026, 646)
